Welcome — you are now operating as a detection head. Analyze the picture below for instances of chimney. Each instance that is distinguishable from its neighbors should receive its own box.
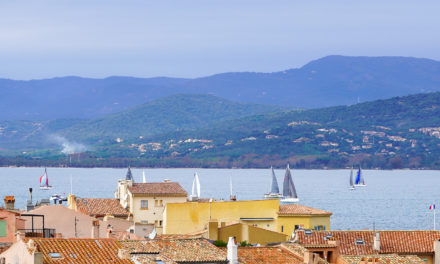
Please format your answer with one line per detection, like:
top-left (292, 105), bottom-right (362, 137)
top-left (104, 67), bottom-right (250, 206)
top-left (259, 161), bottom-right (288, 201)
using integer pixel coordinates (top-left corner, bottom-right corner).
top-left (91, 220), bottom-right (100, 238)
top-left (373, 232), bottom-right (380, 251)
top-left (4, 196), bottom-right (15, 210)
top-left (227, 237), bottom-right (238, 264)
top-left (434, 239), bottom-right (440, 264)
top-left (67, 194), bottom-right (77, 210)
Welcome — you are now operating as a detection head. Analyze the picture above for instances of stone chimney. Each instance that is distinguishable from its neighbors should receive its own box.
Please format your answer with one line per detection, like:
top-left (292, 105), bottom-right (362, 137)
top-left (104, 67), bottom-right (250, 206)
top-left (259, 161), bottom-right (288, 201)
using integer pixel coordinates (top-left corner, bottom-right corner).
top-left (434, 239), bottom-right (440, 264)
top-left (4, 196), bottom-right (15, 210)
top-left (373, 232), bottom-right (380, 251)
top-left (227, 237), bottom-right (238, 264)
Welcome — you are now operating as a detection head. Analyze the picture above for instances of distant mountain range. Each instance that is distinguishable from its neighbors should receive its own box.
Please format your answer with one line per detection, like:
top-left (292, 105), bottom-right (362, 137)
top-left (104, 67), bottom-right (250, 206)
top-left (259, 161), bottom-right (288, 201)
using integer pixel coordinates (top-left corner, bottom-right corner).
top-left (1, 55), bottom-right (440, 120)
top-left (1, 92), bottom-right (440, 169)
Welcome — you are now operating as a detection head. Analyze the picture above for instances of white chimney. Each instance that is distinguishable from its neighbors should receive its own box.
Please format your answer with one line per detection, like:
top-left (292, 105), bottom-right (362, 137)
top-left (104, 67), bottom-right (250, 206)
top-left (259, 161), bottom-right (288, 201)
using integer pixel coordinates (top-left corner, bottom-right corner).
top-left (227, 237), bottom-right (238, 264)
top-left (373, 232), bottom-right (380, 251)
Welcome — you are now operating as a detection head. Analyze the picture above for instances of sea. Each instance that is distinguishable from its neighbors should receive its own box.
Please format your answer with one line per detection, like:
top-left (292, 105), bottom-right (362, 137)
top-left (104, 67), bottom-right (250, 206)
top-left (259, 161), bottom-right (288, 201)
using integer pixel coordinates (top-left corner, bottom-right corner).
top-left (0, 167), bottom-right (439, 231)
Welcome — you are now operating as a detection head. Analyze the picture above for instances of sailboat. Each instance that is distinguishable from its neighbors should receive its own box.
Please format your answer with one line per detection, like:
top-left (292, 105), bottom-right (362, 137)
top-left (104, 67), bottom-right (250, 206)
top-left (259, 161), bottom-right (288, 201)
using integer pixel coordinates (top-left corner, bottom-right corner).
top-left (142, 170), bottom-right (147, 183)
top-left (349, 166), bottom-right (355, 190)
top-left (190, 172), bottom-right (201, 201)
top-left (264, 166), bottom-right (283, 199)
top-left (40, 168), bottom-right (52, 190)
top-left (354, 166), bottom-right (366, 187)
top-left (280, 164), bottom-right (299, 203)
top-left (229, 175), bottom-right (237, 201)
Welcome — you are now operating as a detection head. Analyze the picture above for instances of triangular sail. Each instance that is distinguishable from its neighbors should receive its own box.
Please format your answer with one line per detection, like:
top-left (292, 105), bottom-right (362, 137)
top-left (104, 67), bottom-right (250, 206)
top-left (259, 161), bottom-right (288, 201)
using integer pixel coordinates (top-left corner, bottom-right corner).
top-left (349, 167), bottom-right (354, 187)
top-left (355, 167), bottom-right (361, 185)
top-left (270, 166), bottom-right (280, 194)
top-left (142, 170), bottom-right (147, 183)
top-left (40, 168), bottom-right (49, 187)
top-left (191, 173), bottom-right (201, 198)
top-left (126, 167), bottom-right (134, 182)
top-left (359, 166), bottom-right (365, 185)
top-left (283, 164), bottom-right (298, 199)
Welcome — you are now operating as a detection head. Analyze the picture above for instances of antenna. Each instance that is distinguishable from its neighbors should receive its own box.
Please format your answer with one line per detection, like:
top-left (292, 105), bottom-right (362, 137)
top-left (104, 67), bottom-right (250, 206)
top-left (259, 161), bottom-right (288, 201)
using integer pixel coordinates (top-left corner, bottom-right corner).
top-left (70, 175), bottom-right (73, 195)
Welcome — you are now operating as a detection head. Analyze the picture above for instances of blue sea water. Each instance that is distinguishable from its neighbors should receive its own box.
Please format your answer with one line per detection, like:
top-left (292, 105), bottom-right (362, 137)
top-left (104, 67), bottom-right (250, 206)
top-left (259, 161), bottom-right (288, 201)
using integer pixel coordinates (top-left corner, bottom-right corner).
top-left (0, 167), bottom-right (439, 230)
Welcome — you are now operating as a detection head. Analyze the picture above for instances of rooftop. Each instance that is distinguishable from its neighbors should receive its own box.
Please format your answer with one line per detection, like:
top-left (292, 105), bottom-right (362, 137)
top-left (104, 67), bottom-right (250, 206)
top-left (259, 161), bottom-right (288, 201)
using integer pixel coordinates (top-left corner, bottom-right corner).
top-left (341, 254), bottom-right (425, 264)
top-left (295, 230), bottom-right (440, 255)
top-left (76, 198), bottom-right (129, 217)
top-left (128, 182), bottom-right (187, 196)
top-left (278, 204), bottom-right (332, 216)
top-left (28, 238), bottom-right (131, 264)
top-left (236, 247), bottom-right (303, 264)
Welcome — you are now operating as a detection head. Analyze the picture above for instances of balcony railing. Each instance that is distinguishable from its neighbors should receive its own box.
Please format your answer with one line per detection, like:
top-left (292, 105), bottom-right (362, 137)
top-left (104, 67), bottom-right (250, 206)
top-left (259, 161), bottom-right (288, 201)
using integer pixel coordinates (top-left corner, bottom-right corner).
top-left (18, 228), bottom-right (56, 238)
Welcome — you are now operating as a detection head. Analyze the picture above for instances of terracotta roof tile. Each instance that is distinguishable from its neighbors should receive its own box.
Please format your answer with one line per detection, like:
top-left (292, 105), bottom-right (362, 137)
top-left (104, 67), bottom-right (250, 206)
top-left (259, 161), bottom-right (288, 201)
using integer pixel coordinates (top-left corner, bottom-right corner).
top-left (128, 182), bottom-right (187, 196)
top-left (30, 238), bottom-right (132, 264)
top-left (237, 247), bottom-right (303, 264)
top-left (295, 230), bottom-right (440, 255)
top-left (279, 204), bottom-right (332, 216)
top-left (281, 243), bottom-right (329, 264)
top-left (120, 238), bottom-right (227, 263)
top-left (76, 198), bottom-right (129, 217)
top-left (341, 254), bottom-right (425, 264)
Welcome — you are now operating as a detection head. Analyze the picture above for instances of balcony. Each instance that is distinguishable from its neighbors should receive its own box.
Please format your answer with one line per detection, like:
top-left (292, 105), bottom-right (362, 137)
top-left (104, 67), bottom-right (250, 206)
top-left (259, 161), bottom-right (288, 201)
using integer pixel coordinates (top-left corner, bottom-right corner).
top-left (18, 228), bottom-right (56, 238)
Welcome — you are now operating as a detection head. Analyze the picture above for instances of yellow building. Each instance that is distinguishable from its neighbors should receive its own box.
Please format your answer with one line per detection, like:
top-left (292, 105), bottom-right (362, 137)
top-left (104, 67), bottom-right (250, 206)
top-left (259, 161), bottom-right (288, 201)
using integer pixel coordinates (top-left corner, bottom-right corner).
top-left (163, 199), bottom-right (331, 238)
top-left (116, 178), bottom-right (187, 234)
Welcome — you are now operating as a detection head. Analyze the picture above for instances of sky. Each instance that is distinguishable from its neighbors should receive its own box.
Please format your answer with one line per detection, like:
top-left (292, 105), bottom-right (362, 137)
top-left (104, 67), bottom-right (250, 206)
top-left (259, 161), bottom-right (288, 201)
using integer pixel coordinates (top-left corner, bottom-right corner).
top-left (0, 0), bottom-right (439, 79)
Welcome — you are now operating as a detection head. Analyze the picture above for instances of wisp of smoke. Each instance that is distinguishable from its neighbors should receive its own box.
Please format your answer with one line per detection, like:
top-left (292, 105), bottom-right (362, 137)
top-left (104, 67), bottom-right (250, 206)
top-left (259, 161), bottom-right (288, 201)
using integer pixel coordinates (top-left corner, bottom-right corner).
top-left (49, 135), bottom-right (88, 154)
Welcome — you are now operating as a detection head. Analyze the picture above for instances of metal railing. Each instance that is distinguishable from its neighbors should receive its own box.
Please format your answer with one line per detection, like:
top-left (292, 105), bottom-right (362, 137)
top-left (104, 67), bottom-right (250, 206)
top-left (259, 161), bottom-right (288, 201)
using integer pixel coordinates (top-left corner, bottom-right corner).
top-left (18, 228), bottom-right (56, 238)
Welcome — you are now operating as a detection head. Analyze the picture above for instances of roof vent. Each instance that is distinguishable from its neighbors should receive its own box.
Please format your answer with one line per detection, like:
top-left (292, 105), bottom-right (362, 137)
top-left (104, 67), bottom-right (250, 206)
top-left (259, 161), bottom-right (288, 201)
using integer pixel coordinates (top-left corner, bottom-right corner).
top-left (324, 234), bottom-right (333, 240)
top-left (304, 229), bottom-right (313, 235)
top-left (164, 179), bottom-right (171, 183)
top-left (355, 239), bottom-right (365, 245)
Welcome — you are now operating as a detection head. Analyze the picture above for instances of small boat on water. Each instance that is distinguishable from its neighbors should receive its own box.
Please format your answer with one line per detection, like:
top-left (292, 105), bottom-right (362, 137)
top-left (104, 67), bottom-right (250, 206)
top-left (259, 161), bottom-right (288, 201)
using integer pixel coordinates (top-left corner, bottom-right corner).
top-left (40, 168), bottom-right (52, 190)
top-left (354, 166), bottom-right (366, 187)
top-left (280, 164), bottom-right (299, 204)
top-left (263, 166), bottom-right (282, 199)
top-left (349, 166), bottom-right (355, 190)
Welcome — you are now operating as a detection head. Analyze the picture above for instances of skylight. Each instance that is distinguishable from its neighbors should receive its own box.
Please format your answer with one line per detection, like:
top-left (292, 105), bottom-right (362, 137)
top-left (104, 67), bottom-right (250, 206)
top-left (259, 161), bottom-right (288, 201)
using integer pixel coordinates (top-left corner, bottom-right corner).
top-left (49, 253), bottom-right (62, 258)
top-left (355, 239), bottom-right (365, 245)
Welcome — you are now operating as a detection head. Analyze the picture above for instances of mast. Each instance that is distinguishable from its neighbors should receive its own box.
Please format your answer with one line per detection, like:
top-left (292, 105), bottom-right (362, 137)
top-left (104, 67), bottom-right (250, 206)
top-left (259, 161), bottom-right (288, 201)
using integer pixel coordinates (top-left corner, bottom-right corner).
top-left (270, 166), bottom-right (280, 194)
top-left (283, 164), bottom-right (298, 199)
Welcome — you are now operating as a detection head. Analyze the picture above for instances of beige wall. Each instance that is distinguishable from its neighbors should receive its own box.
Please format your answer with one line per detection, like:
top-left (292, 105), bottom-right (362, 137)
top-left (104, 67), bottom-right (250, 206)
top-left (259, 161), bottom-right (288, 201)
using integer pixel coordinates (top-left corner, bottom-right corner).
top-left (130, 194), bottom-right (186, 229)
top-left (0, 239), bottom-right (42, 264)
top-left (25, 205), bottom-right (133, 238)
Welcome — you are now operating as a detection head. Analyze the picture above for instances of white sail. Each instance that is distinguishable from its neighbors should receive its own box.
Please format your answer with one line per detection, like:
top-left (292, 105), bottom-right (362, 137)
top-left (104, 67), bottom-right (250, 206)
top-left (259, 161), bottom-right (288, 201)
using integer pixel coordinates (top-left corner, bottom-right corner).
top-left (142, 170), bottom-right (147, 183)
top-left (191, 173), bottom-right (201, 200)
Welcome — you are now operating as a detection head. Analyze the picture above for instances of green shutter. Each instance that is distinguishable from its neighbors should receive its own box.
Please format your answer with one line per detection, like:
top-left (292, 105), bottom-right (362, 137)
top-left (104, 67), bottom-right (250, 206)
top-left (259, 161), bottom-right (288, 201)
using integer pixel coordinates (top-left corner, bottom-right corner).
top-left (0, 220), bottom-right (6, 237)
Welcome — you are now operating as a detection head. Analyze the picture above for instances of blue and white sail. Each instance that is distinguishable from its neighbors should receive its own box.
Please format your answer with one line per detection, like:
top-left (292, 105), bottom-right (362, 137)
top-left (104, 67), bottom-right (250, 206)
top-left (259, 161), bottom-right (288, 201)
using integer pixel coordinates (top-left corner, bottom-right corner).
top-left (354, 166), bottom-right (366, 186)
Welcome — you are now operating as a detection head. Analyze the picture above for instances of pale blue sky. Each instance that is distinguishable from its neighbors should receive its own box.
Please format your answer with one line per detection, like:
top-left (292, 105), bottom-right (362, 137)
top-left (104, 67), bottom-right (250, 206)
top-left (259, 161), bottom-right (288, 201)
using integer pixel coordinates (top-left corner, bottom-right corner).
top-left (0, 0), bottom-right (439, 79)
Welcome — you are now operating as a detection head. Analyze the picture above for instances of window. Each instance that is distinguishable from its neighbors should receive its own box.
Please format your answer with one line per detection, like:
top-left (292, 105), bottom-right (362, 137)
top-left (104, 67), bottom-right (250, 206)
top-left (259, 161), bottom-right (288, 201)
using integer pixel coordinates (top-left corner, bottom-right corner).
top-left (159, 220), bottom-right (163, 226)
top-left (155, 200), bottom-right (158, 207)
top-left (314, 225), bottom-right (325, 231)
top-left (281, 226), bottom-right (284, 232)
top-left (294, 225), bottom-right (300, 230)
top-left (141, 200), bottom-right (148, 209)
top-left (0, 220), bottom-right (6, 237)
top-left (160, 200), bottom-right (163, 206)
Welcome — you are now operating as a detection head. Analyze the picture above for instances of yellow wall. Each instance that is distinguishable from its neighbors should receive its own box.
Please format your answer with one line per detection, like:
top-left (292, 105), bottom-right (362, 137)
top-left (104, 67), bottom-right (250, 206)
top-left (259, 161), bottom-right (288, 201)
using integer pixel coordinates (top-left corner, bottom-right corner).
top-left (247, 225), bottom-right (288, 245)
top-left (163, 199), bottom-right (279, 234)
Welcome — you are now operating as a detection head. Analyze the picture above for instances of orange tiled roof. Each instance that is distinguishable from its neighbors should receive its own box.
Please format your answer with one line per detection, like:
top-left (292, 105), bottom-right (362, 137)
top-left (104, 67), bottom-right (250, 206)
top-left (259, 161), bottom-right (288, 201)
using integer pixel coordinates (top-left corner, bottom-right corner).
top-left (29, 238), bottom-right (132, 264)
top-left (237, 247), bottom-right (303, 264)
top-left (341, 254), bottom-right (425, 264)
top-left (295, 230), bottom-right (440, 255)
top-left (281, 243), bottom-right (329, 264)
top-left (128, 182), bottom-right (187, 196)
top-left (279, 204), bottom-right (332, 216)
top-left (76, 198), bottom-right (129, 217)
top-left (120, 238), bottom-right (227, 263)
